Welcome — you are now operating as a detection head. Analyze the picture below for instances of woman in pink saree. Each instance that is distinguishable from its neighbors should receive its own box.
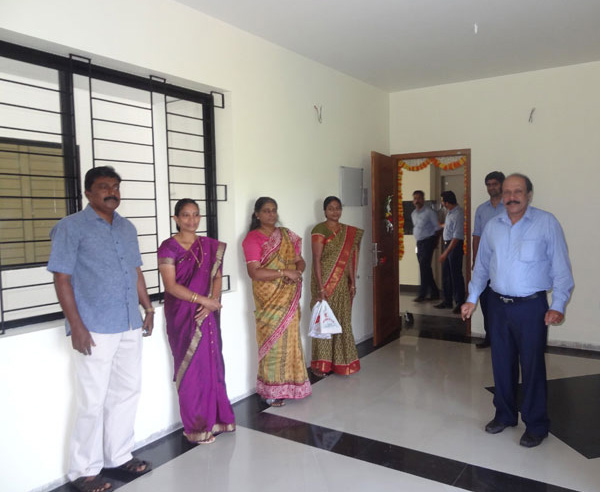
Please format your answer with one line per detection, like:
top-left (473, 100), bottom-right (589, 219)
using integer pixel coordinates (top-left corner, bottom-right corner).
top-left (242, 197), bottom-right (312, 407)
top-left (158, 199), bottom-right (235, 444)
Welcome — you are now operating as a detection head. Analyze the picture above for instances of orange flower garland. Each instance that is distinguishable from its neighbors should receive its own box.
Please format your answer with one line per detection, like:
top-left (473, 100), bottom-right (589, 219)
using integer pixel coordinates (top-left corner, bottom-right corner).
top-left (397, 170), bottom-right (405, 259)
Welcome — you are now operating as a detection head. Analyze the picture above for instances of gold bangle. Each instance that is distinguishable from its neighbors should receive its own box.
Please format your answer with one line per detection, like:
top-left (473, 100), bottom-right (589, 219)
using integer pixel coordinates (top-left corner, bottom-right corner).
top-left (278, 269), bottom-right (283, 277)
top-left (190, 292), bottom-right (198, 303)
top-left (144, 307), bottom-right (155, 314)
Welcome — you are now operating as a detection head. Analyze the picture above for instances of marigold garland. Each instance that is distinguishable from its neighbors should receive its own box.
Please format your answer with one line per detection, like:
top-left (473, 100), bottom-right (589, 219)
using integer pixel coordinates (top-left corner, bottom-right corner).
top-left (397, 156), bottom-right (467, 260)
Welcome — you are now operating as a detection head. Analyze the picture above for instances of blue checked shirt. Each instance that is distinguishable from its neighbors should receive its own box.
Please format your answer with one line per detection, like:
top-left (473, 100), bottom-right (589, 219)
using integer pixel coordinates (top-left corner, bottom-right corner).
top-left (48, 205), bottom-right (144, 335)
top-left (467, 206), bottom-right (574, 313)
top-left (473, 200), bottom-right (504, 237)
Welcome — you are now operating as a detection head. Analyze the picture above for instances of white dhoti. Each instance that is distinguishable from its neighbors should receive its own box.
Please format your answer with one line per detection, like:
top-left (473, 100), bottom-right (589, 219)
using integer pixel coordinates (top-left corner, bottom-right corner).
top-left (68, 329), bottom-right (142, 481)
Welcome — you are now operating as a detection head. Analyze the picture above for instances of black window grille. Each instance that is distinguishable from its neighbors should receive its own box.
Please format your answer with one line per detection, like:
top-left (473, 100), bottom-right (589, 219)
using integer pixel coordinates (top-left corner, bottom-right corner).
top-left (0, 40), bottom-right (226, 333)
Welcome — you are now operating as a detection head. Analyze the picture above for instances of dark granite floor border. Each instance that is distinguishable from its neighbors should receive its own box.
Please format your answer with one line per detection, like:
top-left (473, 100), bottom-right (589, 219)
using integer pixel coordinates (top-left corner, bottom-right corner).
top-left (246, 412), bottom-right (577, 492)
top-left (52, 313), bottom-right (596, 491)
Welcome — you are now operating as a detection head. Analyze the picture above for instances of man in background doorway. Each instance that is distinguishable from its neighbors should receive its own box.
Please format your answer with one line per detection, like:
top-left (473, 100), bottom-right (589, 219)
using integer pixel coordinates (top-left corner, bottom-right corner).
top-left (472, 171), bottom-right (505, 348)
top-left (411, 190), bottom-right (440, 302)
top-left (435, 190), bottom-right (465, 314)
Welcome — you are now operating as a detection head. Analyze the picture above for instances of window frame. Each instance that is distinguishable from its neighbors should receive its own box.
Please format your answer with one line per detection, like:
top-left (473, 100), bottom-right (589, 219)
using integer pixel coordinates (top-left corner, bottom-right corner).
top-left (0, 40), bottom-right (221, 333)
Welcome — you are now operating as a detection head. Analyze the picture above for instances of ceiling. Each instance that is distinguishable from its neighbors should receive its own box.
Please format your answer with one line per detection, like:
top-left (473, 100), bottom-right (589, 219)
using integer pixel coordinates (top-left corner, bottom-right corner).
top-left (175, 0), bottom-right (600, 92)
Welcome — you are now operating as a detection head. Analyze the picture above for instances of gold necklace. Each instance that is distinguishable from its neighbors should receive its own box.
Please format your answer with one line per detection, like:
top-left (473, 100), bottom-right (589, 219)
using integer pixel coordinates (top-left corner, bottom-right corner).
top-left (259, 226), bottom-right (275, 236)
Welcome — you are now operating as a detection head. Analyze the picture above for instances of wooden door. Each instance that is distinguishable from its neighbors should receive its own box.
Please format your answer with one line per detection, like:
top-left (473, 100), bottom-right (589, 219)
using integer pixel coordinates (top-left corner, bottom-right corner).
top-left (371, 151), bottom-right (400, 345)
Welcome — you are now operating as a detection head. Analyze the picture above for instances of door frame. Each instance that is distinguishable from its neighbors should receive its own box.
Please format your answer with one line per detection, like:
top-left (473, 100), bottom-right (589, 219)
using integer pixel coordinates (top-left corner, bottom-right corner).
top-left (371, 148), bottom-right (471, 340)
top-left (371, 151), bottom-right (400, 346)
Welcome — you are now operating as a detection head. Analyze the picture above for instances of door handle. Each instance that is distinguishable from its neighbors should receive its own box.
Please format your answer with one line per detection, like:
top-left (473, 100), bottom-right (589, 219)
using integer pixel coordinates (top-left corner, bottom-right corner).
top-left (371, 242), bottom-right (382, 267)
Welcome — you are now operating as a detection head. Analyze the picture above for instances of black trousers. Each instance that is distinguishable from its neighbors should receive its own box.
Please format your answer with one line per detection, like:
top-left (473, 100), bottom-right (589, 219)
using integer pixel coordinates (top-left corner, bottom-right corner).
top-left (416, 235), bottom-right (439, 298)
top-left (480, 281), bottom-right (492, 342)
top-left (488, 291), bottom-right (550, 436)
top-left (441, 240), bottom-right (465, 306)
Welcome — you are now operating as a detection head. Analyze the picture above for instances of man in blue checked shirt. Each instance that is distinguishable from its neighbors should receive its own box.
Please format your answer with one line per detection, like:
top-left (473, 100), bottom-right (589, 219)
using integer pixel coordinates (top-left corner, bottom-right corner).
top-left (462, 173), bottom-right (574, 448)
top-left (472, 171), bottom-right (505, 348)
top-left (48, 166), bottom-right (154, 491)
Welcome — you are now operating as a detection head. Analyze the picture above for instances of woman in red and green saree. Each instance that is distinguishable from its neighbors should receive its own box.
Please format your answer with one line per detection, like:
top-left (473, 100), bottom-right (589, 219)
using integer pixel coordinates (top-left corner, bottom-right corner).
top-left (242, 197), bottom-right (312, 407)
top-left (158, 199), bottom-right (235, 444)
top-left (311, 196), bottom-right (364, 377)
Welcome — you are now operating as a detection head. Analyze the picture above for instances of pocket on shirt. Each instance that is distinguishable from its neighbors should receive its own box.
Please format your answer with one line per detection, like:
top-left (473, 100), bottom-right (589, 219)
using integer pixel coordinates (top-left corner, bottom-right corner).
top-left (519, 240), bottom-right (547, 262)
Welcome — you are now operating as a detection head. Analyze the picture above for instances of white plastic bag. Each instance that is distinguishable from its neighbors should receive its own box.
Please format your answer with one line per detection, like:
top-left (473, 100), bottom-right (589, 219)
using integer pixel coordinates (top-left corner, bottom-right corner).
top-left (319, 300), bottom-right (342, 335)
top-left (308, 300), bottom-right (342, 338)
top-left (309, 301), bottom-right (330, 339)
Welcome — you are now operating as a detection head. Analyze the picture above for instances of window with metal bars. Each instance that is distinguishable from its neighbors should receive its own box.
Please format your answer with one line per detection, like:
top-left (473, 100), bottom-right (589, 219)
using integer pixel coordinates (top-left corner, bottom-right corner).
top-left (0, 41), bottom-right (226, 333)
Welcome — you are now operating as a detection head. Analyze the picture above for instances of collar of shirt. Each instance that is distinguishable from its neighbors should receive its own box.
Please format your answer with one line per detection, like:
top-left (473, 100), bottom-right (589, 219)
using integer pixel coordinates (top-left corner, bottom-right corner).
top-left (498, 203), bottom-right (531, 226)
top-left (83, 203), bottom-right (121, 225)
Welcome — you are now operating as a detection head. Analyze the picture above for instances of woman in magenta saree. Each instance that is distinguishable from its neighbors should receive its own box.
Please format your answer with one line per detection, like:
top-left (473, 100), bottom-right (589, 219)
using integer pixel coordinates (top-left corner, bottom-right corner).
top-left (158, 199), bottom-right (235, 444)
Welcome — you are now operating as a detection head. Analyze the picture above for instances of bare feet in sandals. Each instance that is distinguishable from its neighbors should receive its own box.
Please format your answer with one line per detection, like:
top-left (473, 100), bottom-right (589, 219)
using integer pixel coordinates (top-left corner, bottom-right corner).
top-left (194, 434), bottom-right (216, 444)
top-left (104, 457), bottom-right (151, 479)
top-left (71, 475), bottom-right (112, 492)
top-left (265, 398), bottom-right (286, 407)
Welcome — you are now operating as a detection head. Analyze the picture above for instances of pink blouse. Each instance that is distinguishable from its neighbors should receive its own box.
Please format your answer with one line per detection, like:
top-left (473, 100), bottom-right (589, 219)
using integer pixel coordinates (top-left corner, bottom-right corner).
top-left (242, 228), bottom-right (302, 263)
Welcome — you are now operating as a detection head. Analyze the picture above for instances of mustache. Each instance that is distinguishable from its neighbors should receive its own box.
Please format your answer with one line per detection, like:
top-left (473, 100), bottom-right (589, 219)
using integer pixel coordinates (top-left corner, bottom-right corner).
top-left (104, 196), bottom-right (119, 202)
top-left (506, 200), bottom-right (520, 206)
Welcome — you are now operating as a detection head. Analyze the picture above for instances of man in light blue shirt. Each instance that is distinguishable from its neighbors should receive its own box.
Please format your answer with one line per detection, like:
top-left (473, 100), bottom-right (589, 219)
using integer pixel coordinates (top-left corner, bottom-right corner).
top-left (472, 171), bottom-right (505, 348)
top-left (48, 166), bottom-right (154, 489)
top-left (411, 190), bottom-right (440, 302)
top-left (434, 190), bottom-right (465, 313)
top-left (462, 174), bottom-right (574, 448)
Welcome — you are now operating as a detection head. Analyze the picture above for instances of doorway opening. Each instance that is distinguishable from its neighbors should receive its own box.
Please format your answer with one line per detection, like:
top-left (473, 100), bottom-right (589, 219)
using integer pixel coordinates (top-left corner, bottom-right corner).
top-left (370, 149), bottom-right (471, 345)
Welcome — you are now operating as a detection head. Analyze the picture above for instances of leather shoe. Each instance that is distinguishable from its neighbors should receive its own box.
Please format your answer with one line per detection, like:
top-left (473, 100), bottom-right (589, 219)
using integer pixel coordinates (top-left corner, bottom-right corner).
top-left (413, 296), bottom-right (426, 303)
top-left (427, 293), bottom-right (440, 301)
top-left (476, 340), bottom-right (490, 348)
top-left (519, 431), bottom-right (547, 448)
top-left (434, 302), bottom-right (452, 309)
top-left (484, 419), bottom-right (515, 434)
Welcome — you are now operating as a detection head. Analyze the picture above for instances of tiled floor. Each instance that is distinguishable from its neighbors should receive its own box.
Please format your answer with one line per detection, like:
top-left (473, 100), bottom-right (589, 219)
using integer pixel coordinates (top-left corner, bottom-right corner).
top-left (400, 291), bottom-right (462, 319)
top-left (55, 315), bottom-right (600, 492)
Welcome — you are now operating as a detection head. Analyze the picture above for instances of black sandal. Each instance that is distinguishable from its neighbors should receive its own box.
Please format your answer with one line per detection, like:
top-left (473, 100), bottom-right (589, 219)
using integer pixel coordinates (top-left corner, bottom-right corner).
top-left (105, 457), bottom-right (152, 479)
top-left (71, 475), bottom-right (112, 492)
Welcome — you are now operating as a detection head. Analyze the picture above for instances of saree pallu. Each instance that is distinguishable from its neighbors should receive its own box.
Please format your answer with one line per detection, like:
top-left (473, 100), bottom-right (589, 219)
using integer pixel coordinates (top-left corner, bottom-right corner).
top-left (158, 236), bottom-right (235, 442)
top-left (251, 228), bottom-right (312, 400)
top-left (310, 223), bottom-right (364, 375)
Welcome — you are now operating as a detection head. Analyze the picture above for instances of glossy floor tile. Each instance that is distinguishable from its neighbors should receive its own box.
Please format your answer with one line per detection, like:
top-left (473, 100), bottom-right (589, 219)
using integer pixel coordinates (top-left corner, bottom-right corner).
top-left (51, 314), bottom-right (600, 492)
top-left (267, 333), bottom-right (600, 492)
top-left (118, 427), bottom-right (467, 492)
top-left (400, 292), bottom-right (463, 319)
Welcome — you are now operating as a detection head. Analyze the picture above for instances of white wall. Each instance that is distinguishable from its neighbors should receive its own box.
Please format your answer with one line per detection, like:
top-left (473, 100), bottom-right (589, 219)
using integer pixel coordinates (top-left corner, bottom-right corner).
top-left (390, 62), bottom-right (600, 346)
top-left (0, 0), bottom-right (389, 490)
